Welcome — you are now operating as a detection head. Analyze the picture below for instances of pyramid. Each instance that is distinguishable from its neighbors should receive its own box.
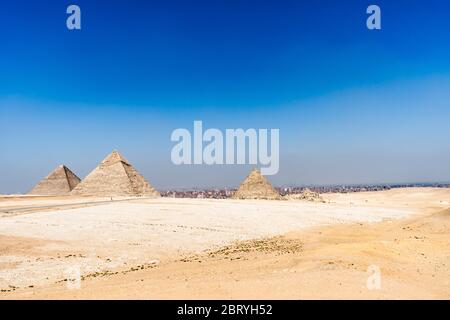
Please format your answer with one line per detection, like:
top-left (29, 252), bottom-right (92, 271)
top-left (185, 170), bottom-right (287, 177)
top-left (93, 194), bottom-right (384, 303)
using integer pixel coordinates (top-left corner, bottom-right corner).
top-left (232, 169), bottom-right (281, 200)
top-left (71, 150), bottom-right (160, 197)
top-left (28, 165), bottom-right (81, 195)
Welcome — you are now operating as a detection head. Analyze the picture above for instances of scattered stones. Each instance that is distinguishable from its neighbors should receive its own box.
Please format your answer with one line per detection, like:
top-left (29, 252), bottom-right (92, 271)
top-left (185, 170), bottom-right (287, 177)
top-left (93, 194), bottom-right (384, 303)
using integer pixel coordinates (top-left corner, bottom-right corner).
top-left (284, 188), bottom-right (325, 202)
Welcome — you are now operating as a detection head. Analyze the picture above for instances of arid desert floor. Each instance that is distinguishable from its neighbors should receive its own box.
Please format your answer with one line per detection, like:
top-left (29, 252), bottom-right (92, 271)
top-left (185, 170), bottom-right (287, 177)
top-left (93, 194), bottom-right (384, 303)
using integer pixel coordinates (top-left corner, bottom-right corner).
top-left (0, 187), bottom-right (449, 299)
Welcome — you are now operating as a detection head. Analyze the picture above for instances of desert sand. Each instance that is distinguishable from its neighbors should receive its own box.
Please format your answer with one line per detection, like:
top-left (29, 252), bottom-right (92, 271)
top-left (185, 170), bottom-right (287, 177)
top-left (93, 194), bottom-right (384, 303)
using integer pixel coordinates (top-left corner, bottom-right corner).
top-left (0, 187), bottom-right (449, 299)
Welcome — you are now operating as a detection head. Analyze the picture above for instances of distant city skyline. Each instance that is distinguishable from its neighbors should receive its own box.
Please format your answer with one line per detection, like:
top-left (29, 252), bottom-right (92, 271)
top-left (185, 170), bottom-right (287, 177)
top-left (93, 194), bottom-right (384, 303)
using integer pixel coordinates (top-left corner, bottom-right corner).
top-left (1, 0), bottom-right (450, 193)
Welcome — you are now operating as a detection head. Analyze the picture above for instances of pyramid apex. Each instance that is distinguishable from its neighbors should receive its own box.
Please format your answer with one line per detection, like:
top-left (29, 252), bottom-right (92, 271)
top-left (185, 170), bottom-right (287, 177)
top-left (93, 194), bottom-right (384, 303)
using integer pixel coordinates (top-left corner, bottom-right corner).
top-left (248, 168), bottom-right (262, 176)
top-left (101, 150), bottom-right (130, 165)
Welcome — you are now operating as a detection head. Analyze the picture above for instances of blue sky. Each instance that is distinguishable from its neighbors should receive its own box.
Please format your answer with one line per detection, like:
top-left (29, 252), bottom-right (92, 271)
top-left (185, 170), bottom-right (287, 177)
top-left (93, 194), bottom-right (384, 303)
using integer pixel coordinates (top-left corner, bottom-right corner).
top-left (1, 0), bottom-right (450, 193)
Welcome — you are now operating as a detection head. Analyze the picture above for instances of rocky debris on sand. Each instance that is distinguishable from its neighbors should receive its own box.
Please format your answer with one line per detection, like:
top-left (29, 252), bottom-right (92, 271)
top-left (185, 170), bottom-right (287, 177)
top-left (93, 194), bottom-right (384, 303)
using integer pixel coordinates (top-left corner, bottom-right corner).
top-left (284, 188), bottom-right (326, 202)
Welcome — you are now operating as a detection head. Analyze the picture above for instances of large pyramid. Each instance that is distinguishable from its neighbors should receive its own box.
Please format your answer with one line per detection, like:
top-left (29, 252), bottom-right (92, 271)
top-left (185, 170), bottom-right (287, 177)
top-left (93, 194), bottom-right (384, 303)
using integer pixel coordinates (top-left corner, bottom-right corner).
top-left (232, 169), bottom-right (281, 200)
top-left (71, 150), bottom-right (160, 197)
top-left (28, 165), bottom-right (81, 195)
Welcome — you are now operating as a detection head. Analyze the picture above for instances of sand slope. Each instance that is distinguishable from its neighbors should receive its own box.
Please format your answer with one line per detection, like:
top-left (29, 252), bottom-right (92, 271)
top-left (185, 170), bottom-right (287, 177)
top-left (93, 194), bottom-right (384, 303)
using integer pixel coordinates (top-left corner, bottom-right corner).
top-left (0, 188), bottom-right (449, 299)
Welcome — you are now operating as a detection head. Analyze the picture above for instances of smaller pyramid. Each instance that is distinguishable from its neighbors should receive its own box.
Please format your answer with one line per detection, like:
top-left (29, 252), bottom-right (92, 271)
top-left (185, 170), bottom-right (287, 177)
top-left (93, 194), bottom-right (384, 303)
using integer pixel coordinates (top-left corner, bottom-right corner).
top-left (71, 150), bottom-right (160, 197)
top-left (233, 169), bottom-right (281, 200)
top-left (28, 165), bottom-right (81, 195)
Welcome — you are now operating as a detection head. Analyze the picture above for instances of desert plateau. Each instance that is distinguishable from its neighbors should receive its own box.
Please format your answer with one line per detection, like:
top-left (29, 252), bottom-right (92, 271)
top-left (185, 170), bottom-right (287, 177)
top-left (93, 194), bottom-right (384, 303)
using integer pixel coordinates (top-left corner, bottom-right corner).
top-left (0, 187), bottom-right (448, 299)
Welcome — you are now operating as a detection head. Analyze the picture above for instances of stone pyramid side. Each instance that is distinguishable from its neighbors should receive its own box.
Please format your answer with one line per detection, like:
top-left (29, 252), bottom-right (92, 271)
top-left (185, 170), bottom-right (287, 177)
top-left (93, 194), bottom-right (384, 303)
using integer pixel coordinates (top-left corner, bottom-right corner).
top-left (121, 162), bottom-right (160, 196)
top-left (232, 169), bottom-right (280, 200)
top-left (64, 166), bottom-right (82, 190)
top-left (28, 165), bottom-right (81, 195)
top-left (71, 151), bottom-right (160, 197)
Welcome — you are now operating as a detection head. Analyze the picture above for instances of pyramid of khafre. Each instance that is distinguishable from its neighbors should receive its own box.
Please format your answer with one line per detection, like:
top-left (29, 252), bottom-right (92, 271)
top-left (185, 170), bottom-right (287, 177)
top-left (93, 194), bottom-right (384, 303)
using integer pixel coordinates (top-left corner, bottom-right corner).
top-left (71, 150), bottom-right (160, 197)
top-left (232, 169), bottom-right (281, 200)
top-left (28, 165), bottom-right (81, 195)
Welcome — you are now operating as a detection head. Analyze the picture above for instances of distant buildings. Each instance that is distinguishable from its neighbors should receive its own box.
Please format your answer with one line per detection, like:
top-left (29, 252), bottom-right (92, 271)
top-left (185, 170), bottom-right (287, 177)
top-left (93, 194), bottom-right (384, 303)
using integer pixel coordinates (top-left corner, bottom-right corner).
top-left (159, 183), bottom-right (450, 199)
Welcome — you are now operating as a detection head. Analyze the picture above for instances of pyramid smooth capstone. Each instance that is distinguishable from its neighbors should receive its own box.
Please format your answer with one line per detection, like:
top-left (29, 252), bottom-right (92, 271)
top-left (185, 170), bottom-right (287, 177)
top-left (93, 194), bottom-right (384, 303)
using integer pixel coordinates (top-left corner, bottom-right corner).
top-left (233, 169), bottom-right (280, 200)
top-left (28, 165), bottom-right (81, 195)
top-left (71, 150), bottom-right (160, 197)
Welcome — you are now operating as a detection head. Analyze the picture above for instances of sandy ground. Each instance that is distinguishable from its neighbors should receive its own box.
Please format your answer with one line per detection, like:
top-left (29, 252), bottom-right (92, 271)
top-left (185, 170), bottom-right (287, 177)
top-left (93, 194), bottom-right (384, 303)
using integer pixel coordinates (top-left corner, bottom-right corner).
top-left (0, 195), bottom-right (149, 217)
top-left (0, 187), bottom-right (449, 299)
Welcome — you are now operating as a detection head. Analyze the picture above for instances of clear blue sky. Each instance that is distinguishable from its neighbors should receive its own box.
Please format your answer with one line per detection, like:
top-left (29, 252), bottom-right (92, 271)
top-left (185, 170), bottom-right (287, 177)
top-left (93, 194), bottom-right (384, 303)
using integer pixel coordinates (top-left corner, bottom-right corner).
top-left (1, 0), bottom-right (450, 193)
